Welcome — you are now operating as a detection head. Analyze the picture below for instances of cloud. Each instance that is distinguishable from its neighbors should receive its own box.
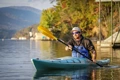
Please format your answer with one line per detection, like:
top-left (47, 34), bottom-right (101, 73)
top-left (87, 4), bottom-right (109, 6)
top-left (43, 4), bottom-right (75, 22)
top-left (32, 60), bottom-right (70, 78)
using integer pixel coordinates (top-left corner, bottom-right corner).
top-left (0, 0), bottom-right (56, 10)
top-left (28, 0), bottom-right (56, 10)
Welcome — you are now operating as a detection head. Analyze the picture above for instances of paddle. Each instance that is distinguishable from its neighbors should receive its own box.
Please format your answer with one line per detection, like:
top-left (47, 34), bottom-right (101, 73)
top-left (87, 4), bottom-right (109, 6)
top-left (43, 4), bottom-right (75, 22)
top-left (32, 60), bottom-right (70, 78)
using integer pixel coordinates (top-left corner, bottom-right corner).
top-left (38, 26), bottom-right (103, 67)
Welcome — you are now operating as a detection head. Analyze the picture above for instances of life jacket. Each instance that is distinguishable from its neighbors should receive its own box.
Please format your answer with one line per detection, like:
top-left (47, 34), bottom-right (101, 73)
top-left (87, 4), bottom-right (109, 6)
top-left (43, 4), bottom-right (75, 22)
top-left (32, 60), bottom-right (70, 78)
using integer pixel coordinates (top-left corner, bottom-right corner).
top-left (72, 45), bottom-right (89, 58)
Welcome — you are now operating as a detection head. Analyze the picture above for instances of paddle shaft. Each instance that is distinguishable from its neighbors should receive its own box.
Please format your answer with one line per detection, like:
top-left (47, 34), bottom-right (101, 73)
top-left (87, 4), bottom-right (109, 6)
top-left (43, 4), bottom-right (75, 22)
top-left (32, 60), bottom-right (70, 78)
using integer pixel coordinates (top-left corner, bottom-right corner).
top-left (113, 30), bottom-right (120, 45)
top-left (57, 39), bottom-right (103, 67)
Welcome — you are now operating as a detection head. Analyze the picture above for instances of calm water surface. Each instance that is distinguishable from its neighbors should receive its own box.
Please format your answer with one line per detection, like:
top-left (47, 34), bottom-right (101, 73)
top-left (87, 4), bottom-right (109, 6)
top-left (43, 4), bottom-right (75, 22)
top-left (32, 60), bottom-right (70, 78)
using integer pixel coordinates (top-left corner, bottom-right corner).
top-left (0, 40), bottom-right (120, 80)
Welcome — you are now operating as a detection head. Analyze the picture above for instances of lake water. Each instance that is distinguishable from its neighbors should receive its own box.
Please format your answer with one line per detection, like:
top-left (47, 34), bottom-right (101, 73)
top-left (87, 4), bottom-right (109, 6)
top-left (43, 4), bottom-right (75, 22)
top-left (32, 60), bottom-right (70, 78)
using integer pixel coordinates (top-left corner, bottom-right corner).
top-left (0, 40), bottom-right (120, 80)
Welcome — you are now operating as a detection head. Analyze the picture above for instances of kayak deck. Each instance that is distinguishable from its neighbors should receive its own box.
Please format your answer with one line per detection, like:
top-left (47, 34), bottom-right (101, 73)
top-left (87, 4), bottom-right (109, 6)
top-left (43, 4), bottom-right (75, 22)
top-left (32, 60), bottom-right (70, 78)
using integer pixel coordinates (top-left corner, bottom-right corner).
top-left (32, 56), bottom-right (110, 70)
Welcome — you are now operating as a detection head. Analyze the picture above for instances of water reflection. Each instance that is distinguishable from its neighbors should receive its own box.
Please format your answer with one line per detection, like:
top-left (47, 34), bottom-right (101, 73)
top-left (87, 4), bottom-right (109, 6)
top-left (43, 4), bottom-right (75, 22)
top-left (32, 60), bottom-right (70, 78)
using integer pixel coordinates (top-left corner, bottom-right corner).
top-left (33, 68), bottom-right (120, 80)
top-left (30, 41), bottom-right (71, 59)
top-left (96, 46), bottom-right (120, 65)
top-left (33, 68), bottom-right (96, 80)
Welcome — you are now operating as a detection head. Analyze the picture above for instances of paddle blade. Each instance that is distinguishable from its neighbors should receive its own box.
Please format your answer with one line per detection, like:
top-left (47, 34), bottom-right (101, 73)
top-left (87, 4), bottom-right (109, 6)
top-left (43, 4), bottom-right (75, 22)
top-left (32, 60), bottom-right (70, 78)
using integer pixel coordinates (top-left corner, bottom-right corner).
top-left (37, 26), bottom-right (57, 40)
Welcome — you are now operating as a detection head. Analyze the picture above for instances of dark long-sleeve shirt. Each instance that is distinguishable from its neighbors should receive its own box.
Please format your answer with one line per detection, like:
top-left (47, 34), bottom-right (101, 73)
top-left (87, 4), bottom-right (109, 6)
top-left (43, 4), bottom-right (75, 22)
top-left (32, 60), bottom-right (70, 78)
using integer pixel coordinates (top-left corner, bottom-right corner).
top-left (67, 36), bottom-right (96, 54)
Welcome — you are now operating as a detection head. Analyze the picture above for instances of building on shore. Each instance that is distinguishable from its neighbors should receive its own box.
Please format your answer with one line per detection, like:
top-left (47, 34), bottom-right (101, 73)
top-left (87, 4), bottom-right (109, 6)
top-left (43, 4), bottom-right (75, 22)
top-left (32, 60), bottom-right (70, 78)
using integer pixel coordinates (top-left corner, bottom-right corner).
top-left (19, 37), bottom-right (27, 40)
top-left (34, 32), bottom-right (50, 40)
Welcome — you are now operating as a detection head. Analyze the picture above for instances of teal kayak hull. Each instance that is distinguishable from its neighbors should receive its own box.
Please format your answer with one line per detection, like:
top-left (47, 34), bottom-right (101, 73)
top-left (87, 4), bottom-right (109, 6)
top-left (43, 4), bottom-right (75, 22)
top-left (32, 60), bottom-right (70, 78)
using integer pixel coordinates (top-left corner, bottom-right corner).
top-left (31, 56), bottom-right (110, 70)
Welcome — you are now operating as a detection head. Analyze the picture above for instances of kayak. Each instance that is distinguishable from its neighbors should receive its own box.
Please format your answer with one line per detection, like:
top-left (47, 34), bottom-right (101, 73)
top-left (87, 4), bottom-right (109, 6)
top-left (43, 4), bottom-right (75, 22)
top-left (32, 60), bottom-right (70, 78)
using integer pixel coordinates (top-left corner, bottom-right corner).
top-left (31, 56), bottom-right (110, 70)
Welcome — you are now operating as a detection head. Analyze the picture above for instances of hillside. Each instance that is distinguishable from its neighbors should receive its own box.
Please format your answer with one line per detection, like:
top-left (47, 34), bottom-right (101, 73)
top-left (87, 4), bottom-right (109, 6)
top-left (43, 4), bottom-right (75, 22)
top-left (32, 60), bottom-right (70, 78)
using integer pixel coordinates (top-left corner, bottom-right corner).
top-left (13, 24), bottom-right (38, 39)
top-left (0, 6), bottom-right (41, 39)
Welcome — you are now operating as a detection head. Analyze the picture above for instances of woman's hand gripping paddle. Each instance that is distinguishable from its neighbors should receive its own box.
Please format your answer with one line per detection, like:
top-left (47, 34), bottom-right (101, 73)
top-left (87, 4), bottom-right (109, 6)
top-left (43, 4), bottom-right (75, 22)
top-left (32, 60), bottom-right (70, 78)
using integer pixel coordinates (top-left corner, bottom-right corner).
top-left (38, 26), bottom-right (103, 67)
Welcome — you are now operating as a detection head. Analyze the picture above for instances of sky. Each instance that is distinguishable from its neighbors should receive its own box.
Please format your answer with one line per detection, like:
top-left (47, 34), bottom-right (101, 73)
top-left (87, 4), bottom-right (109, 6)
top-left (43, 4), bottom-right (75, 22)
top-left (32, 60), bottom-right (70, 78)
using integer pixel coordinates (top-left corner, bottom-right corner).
top-left (0, 0), bottom-right (56, 10)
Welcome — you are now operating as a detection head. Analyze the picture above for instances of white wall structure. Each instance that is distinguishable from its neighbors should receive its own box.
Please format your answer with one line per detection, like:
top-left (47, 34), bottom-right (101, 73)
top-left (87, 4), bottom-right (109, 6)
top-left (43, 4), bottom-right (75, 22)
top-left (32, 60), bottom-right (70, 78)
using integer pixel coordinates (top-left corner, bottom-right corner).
top-left (35, 32), bottom-right (50, 40)
top-left (104, 32), bottom-right (120, 42)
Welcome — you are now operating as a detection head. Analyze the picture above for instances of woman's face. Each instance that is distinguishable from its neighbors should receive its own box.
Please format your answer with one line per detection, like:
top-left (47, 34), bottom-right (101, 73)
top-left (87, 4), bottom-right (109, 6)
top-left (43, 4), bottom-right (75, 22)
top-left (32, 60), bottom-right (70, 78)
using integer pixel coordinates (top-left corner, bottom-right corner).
top-left (72, 31), bottom-right (81, 40)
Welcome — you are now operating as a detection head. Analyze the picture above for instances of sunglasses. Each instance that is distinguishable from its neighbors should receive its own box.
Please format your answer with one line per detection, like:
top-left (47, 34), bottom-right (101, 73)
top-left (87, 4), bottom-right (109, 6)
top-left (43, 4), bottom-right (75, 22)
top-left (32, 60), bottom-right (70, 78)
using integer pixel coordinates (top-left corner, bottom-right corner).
top-left (72, 31), bottom-right (80, 35)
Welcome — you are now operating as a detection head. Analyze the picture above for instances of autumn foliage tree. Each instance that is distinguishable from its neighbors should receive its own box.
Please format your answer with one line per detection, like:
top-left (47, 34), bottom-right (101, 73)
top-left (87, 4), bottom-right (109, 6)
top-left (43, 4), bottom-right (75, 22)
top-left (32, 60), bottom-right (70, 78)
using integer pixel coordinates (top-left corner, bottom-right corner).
top-left (40, 0), bottom-right (120, 40)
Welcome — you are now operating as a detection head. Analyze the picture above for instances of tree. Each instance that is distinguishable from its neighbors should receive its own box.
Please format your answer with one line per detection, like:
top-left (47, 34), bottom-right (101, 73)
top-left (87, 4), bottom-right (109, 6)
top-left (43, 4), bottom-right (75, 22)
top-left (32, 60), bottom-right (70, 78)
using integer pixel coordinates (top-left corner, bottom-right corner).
top-left (39, 0), bottom-right (120, 39)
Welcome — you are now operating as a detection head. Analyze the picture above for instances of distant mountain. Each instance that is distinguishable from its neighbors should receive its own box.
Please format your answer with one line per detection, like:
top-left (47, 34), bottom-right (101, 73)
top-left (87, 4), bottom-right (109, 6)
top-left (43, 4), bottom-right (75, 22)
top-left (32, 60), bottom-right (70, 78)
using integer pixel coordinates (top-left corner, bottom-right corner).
top-left (0, 6), bottom-right (41, 39)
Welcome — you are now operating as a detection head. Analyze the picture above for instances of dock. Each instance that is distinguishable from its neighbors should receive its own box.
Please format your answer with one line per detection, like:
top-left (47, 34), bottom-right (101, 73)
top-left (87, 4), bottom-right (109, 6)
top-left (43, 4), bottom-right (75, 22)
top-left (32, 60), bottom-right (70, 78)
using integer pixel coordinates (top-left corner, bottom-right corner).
top-left (112, 43), bottom-right (120, 48)
top-left (97, 32), bottom-right (120, 48)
